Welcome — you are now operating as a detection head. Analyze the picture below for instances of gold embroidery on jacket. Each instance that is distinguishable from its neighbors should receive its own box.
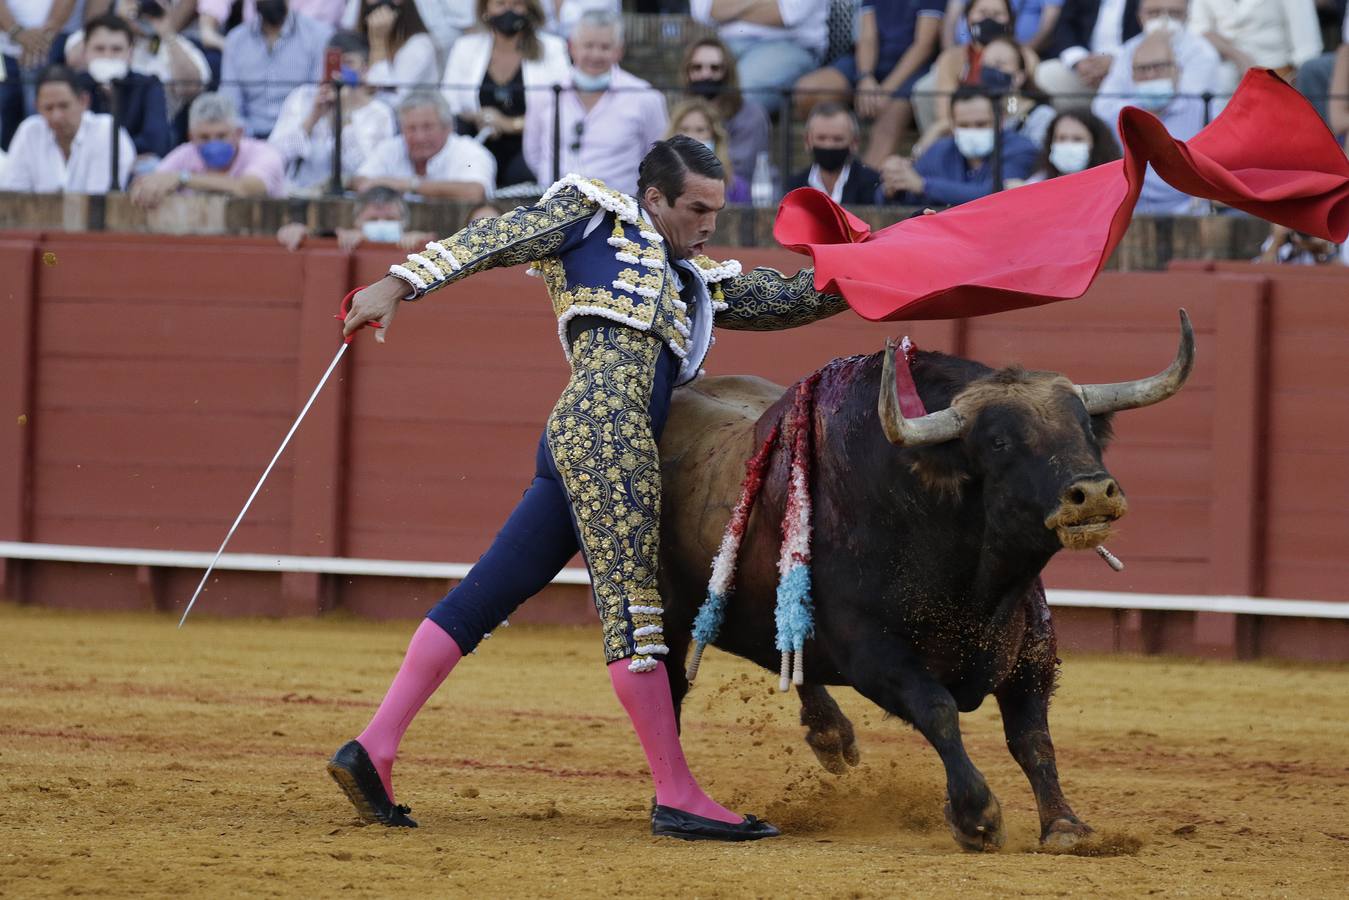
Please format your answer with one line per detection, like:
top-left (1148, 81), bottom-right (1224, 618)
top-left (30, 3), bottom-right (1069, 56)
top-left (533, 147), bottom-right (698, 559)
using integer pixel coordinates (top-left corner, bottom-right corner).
top-left (715, 266), bottom-right (849, 332)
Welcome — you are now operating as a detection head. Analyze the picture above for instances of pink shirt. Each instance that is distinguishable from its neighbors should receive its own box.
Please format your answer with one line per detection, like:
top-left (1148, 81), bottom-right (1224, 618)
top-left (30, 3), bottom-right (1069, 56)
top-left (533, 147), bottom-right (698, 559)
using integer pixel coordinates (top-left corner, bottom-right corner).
top-left (199, 0), bottom-right (345, 27)
top-left (156, 137), bottom-right (288, 198)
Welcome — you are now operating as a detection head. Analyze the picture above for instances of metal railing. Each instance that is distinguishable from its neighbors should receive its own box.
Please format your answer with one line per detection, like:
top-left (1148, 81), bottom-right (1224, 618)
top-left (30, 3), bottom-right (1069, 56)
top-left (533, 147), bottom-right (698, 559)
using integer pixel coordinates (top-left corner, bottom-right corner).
top-left (0, 74), bottom-right (1286, 209)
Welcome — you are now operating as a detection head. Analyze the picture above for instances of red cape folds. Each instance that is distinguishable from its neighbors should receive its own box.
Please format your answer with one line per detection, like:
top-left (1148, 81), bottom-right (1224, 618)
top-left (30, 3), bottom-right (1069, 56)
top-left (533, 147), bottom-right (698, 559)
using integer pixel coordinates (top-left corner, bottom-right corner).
top-left (773, 69), bottom-right (1349, 322)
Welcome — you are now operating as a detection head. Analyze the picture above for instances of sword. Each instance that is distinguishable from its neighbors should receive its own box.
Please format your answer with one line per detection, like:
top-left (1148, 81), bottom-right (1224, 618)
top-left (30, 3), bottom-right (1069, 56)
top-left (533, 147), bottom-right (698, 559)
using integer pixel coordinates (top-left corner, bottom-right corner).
top-left (178, 288), bottom-right (378, 627)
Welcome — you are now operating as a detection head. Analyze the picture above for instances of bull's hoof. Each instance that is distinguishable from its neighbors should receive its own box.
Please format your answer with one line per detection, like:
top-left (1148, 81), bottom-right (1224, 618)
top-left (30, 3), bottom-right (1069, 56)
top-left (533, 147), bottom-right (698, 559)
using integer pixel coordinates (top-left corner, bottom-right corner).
top-left (804, 726), bottom-right (861, 775)
top-left (1041, 817), bottom-right (1093, 849)
top-left (944, 796), bottom-right (1005, 852)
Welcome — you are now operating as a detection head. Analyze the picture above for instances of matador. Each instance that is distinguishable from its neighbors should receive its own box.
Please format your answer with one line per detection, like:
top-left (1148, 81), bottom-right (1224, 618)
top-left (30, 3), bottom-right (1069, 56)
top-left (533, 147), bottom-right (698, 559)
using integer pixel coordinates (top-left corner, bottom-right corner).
top-left (329, 136), bottom-right (848, 841)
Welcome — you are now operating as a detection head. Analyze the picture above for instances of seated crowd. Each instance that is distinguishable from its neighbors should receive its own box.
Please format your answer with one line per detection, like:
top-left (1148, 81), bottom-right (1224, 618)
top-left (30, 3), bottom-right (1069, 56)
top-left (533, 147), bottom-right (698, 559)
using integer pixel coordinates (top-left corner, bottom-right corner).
top-left (0, 0), bottom-right (1341, 226)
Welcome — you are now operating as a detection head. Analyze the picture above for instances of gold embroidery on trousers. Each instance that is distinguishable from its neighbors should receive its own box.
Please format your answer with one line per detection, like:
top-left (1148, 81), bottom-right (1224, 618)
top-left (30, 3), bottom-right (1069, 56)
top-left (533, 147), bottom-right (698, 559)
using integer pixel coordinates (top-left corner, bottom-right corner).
top-left (546, 326), bottom-right (667, 668)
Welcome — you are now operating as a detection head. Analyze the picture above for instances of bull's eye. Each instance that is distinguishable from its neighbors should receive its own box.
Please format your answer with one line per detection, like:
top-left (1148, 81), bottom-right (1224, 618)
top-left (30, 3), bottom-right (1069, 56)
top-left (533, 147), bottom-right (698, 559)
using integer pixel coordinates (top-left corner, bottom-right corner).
top-left (990, 436), bottom-right (1010, 452)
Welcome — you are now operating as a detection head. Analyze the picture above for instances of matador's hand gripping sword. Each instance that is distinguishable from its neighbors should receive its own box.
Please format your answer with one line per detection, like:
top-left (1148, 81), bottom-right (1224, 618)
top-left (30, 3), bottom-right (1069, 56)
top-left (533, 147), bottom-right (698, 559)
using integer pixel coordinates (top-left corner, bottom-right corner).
top-left (177, 288), bottom-right (378, 628)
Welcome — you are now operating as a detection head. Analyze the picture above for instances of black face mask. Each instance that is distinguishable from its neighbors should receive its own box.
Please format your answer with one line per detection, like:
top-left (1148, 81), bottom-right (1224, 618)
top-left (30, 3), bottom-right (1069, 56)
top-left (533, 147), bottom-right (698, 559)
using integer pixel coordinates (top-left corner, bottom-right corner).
top-left (688, 78), bottom-right (724, 99)
top-left (969, 18), bottom-right (1008, 45)
top-left (488, 10), bottom-right (528, 36)
top-left (978, 66), bottom-right (1015, 93)
top-left (812, 146), bottom-right (850, 173)
top-left (256, 0), bottom-right (288, 27)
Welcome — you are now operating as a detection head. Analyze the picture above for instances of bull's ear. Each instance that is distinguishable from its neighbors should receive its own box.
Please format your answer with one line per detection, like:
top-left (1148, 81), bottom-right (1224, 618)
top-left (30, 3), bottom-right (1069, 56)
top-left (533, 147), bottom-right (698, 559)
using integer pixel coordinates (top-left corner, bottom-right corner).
top-left (907, 444), bottom-right (970, 502)
top-left (1091, 413), bottom-right (1116, 452)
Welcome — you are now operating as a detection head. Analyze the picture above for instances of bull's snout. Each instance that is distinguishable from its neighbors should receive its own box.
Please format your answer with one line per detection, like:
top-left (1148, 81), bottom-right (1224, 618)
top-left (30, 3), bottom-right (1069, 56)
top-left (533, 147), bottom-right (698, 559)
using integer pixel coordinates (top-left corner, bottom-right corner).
top-left (1044, 476), bottom-right (1129, 550)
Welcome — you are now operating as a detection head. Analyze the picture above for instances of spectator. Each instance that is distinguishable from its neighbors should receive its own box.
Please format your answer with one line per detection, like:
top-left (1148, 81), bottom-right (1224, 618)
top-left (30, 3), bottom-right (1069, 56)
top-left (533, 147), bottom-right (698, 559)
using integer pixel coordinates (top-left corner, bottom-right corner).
top-left (203, 0), bottom-right (347, 35)
top-left (784, 101), bottom-right (882, 205)
top-left (73, 14), bottom-right (170, 162)
top-left (944, 0), bottom-right (1063, 54)
top-left (1035, 0), bottom-right (1143, 103)
top-left (268, 30), bottom-right (396, 191)
top-left (1093, 0), bottom-right (1220, 129)
top-left (911, 0), bottom-right (1040, 150)
top-left (880, 85), bottom-right (1038, 205)
top-left (1297, 11), bottom-right (1347, 125)
top-left (793, 0), bottom-right (944, 168)
top-left (465, 199), bottom-right (501, 219)
top-left (354, 88), bottom-right (496, 199)
top-left (688, 0), bottom-right (829, 116)
top-left (1257, 224), bottom-right (1339, 264)
top-left (358, 0), bottom-right (475, 66)
top-left (521, 9), bottom-right (665, 194)
top-left (359, 0), bottom-right (438, 99)
top-left (665, 97), bottom-right (749, 202)
top-left (277, 184), bottom-right (435, 250)
top-left (1, 0), bottom-right (72, 150)
top-left (1325, 39), bottom-right (1349, 137)
top-left (1108, 30), bottom-right (1205, 213)
top-left (539, 0), bottom-right (618, 37)
top-left (1016, 106), bottom-right (1119, 182)
top-left (442, 0), bottom-right (569, 187)
top-left (1189, 0), bottom-right (1322, 98)
top-left (220, 0), bottom-right (335, 139)
top-left (975, 35), bottom-right (1057, 147)
top-left (680, 36), bottom-right (768, 188)
top-left (0, 63), bottom-right (134, 191)
top-left (131, 91), bottom-right (286, 205)
top-left (64, 1), bottom-right (210, 123)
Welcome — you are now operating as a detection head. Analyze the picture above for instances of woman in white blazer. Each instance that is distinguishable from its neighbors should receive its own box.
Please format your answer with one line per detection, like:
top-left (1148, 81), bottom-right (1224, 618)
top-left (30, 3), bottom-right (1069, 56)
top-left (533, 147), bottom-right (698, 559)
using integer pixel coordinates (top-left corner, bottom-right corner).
top-left (442, 0), bottom-right (571, 187)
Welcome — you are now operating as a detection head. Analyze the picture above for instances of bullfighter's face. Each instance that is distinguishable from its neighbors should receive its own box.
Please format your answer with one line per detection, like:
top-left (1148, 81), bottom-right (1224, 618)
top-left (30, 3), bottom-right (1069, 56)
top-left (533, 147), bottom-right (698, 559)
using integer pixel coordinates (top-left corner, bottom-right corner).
top-left (643, 173), bottom-right (726, 259)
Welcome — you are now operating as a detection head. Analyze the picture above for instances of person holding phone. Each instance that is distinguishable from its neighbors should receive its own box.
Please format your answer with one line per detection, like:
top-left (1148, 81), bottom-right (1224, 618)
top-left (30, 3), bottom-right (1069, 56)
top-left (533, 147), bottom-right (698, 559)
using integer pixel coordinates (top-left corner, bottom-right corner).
top-left (269, 29), bottom-right (396, 191)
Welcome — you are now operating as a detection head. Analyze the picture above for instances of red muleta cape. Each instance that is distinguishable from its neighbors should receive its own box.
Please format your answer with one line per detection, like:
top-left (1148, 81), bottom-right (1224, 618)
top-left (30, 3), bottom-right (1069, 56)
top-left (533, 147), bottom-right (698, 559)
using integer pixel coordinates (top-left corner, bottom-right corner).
top-left (773, 69), bottom-right (1349, 322)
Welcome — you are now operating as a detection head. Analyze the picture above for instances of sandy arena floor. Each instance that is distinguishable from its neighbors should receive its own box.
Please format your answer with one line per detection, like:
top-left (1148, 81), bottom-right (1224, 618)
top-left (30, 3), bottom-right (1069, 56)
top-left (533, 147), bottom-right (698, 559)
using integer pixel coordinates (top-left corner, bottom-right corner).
top-left (1, 603), bottom-right (1347, 898)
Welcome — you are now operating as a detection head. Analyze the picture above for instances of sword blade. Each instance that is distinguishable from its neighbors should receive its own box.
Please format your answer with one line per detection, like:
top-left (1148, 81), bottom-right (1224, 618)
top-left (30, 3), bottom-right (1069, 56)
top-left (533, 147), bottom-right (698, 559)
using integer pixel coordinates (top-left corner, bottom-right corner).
top-left (178, 341), bottom-right (350, 627)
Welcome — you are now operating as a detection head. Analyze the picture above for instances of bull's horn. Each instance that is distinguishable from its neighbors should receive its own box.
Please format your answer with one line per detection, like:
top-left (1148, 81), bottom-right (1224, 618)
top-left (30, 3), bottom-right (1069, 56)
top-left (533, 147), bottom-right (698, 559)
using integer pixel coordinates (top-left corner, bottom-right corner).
top-left (878, 338), bottom-right (966, 447)
top-left (1076, 309), bottom-right (1196, 415)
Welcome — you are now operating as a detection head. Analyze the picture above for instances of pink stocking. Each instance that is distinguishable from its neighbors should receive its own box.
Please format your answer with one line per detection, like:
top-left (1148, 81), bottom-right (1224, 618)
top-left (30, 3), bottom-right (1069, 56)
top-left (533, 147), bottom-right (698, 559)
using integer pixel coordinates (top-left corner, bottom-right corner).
top-left (355, 619), bottom-right (463, 803)
top-left (608, 660), bottom-right (741, 823)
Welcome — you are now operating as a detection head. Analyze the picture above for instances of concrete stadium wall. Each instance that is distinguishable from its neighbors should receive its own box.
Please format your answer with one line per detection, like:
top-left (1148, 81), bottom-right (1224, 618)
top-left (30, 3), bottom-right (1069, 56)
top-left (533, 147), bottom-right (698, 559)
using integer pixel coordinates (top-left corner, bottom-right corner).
top-left (0, 233), bottom-right (1346, 661)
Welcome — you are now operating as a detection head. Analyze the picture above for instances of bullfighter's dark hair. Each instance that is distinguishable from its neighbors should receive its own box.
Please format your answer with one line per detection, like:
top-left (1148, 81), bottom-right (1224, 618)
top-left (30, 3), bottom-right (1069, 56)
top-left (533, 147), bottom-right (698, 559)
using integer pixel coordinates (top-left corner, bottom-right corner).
top-left (638, 135), bottom-right (725, 204)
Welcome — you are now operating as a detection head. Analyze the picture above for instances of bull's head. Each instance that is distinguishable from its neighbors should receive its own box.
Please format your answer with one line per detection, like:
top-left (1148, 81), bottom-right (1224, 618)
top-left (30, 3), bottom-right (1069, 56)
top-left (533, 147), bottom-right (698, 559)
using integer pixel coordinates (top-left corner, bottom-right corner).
top-left (877, 310), bottom-right (1195, 552)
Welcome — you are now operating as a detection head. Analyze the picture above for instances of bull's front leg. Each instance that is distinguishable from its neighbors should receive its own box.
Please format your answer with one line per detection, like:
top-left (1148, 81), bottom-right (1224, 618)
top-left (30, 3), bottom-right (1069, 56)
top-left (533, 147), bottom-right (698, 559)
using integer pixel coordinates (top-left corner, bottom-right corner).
top-left (995, 581), bottom-right (1092, 848)
top-left (844, 636), bottom-right (1004, 852)
top-left (797, 683), bottom-right (860, 774)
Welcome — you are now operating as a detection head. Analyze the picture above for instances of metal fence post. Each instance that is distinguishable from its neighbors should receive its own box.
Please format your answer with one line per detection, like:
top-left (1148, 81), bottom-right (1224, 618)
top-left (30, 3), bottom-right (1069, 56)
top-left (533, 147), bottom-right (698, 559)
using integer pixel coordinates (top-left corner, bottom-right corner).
top-left (777, 87), bottom-right (793, 199)
top-left (551, 83), bottom-right (562, 184)
top-left (991, 91), bottom-right (1003, 194)
top-left (328, 79), bottom-right (343, 196)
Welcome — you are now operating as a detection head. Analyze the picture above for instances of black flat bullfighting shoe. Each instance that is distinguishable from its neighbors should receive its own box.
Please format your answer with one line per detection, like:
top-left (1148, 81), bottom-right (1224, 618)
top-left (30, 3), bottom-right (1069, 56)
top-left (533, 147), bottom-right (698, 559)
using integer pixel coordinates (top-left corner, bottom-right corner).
top-left (650, 805), bottom-right (781, 842)
top-left (326, 739), bottom-right (418, 828)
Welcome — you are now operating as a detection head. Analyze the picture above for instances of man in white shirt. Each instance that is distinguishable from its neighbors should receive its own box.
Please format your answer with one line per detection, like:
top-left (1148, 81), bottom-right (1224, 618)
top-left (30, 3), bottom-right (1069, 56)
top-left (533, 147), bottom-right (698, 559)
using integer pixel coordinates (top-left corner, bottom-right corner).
top-left (1188, 0), bottom-right (1322, 97)
top-left (1092, 0), bottom-right (1221, 127)
top-left (268, 29), bottom-right (396, 193)
top-left (1112, 30), bottom-right (1206, 214)
top-left (521, 9), bottom-right (666, 195)
top-left (354, 89), bottom-right (495, 200)
top-left (688, 0), bottom-right (828, 115)
top-left (0, 64), bottom-right (134, 192)
top-left (1, 0), bottom-right (78, 149)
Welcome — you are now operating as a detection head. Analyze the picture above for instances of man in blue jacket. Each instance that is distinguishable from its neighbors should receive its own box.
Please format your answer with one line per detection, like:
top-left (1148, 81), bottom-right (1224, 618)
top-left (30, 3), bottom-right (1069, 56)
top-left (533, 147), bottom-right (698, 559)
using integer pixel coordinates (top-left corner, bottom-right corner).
top-left (881, 86), bottom-right (1038, 207)
top-left (78, 14), bottom-right (170, 163)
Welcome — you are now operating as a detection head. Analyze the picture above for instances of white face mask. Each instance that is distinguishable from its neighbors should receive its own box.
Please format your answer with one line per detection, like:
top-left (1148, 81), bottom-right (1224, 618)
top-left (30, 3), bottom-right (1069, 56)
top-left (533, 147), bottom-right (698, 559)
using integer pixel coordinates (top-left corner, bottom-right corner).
top-left (953, 127), bottom-right (996, 159)
top-left (571, 65), bottom-right (611, 92)
top-left (1048, 140), bottom-right (1091, 174)
top-left (1143, 16), bottom-right (1183, 36)
top-left (361, 219), bottom-right (402, 243)
top-left (1134, 77), bottom-right (1176, 111)
top-left (87, 57), bottom-right (130, 84)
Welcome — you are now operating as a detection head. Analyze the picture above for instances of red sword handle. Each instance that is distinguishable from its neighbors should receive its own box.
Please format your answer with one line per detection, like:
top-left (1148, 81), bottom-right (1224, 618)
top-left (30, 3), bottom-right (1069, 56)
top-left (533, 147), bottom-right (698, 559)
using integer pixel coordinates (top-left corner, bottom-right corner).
top-left (335, 286), bottom-right (385, 344)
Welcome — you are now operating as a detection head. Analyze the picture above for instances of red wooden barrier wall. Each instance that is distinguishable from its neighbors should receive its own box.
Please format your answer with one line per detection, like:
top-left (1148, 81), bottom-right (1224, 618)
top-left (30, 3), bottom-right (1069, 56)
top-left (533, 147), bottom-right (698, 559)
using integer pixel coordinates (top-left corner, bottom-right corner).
top-left (1, 233), bottom-right (1346, 660)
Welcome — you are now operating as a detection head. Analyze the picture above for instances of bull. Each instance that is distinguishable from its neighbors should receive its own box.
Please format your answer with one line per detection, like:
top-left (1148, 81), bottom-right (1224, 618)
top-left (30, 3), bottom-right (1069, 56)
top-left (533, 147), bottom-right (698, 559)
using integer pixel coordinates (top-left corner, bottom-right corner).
top-left (655, 311), bottom-right (1195, 851)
